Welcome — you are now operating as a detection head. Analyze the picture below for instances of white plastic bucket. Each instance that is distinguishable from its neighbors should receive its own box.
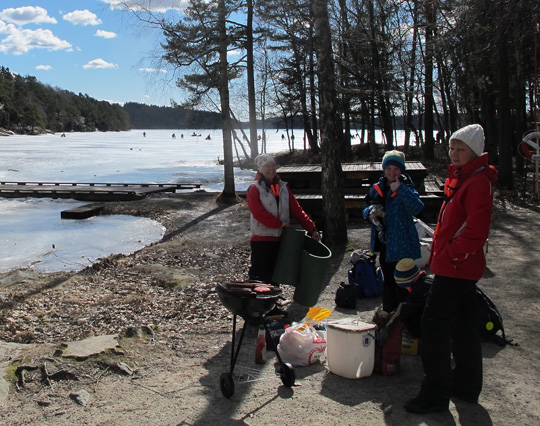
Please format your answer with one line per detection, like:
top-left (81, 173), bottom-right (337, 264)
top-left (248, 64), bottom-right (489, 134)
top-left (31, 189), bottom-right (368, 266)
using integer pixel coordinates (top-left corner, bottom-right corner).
top-left (326, 318), bottom-right (376, 379)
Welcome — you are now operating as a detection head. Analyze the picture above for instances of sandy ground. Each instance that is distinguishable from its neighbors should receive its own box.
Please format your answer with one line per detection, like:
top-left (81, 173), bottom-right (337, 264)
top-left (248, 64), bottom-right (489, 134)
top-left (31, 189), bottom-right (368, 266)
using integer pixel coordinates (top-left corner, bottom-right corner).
top-left (0, 190), bottom-right (539, 426)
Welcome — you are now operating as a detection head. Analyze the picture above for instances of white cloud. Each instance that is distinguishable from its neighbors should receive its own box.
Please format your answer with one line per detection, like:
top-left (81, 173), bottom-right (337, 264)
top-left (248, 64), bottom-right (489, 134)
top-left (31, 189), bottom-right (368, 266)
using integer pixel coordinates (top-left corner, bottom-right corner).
top-left (0, 27), bottom-right (71, 55)
top-left (63, 10), bottom-right (103, 26)
top-left (35, 65), bottom-right (52, 70)
top-left (0, 21), bottom-right (17, 35)
top-left (101, 0), bottom-right (189, 13)
top-left (0, 6), bottom-right (57, 25)
top-left (95, 29), bottom-right (117, 39)
top-left (83, 58), bottom-right (118, 69)
top-left (139, 67), bottom-right (167, 73)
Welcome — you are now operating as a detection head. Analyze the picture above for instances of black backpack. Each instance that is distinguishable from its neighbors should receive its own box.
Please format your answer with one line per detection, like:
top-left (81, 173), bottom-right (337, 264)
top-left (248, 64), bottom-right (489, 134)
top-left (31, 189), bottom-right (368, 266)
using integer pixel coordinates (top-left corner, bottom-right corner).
top-left (476, 286), bottom-right (517, 347)
top-left (335, 281), bottom-right (357, 309)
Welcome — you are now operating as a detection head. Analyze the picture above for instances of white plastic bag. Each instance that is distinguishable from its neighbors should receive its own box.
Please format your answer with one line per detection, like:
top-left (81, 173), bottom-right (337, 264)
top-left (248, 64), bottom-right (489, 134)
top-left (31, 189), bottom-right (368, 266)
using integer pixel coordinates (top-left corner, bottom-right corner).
top-left (277, 322), bottom-right (327, 367)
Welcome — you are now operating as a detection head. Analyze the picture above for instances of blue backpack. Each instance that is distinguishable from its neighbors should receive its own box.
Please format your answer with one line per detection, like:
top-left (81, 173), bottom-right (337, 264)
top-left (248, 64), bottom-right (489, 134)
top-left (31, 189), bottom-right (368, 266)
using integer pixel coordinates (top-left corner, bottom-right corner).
top-left (348, 250), bottom-right (383, 298)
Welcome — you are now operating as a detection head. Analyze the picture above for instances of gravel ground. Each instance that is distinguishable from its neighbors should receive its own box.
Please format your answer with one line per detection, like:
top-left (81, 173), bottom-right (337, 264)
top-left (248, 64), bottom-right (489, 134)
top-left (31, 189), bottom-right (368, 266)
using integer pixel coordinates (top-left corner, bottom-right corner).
top-left (0, 188), bottom-right (539, 425)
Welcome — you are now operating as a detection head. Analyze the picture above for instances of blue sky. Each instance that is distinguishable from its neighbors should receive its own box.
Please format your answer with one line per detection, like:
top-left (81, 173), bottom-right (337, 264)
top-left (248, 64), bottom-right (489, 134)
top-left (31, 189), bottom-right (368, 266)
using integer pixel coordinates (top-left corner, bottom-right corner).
top-left (0, 1), bottom-right (191, 106)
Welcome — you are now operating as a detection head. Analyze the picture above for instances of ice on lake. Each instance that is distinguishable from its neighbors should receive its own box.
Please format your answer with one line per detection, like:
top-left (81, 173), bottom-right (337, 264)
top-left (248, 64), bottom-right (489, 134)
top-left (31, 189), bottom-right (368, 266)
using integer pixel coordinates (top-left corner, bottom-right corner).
top-left (0, 129), bottom-right (290, 273)
top-left (0, 128), bottom-right (405, 273)
top-left (0, 198), bottom-right (165, 272)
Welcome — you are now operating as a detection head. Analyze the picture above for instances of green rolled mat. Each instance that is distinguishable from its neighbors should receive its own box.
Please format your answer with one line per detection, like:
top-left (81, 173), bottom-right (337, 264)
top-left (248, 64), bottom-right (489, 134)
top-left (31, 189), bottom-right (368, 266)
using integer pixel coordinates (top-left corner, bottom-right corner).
top-left (293, 237), bottom-right (332, 307)
top-left (272, 228), bottom-right (305, 286)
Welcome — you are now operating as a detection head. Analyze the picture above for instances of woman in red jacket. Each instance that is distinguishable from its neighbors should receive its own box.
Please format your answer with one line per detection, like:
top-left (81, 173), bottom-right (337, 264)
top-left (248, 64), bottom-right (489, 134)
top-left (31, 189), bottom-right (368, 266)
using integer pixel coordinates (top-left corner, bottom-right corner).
top-left (405, 124), bottom-right (498, 414)
top-left (247, 154), bottom-right (320, 283)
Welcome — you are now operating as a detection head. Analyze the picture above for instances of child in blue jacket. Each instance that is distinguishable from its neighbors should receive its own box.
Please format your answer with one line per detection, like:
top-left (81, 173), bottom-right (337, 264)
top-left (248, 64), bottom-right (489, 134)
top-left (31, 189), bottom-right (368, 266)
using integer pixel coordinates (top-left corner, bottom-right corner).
top-left (363, 150), bottom-right (424, 312)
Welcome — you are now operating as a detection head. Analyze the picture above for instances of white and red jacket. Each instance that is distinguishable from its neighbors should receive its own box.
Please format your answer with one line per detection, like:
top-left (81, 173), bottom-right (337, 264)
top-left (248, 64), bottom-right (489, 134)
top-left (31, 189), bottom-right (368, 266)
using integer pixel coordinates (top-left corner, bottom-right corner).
top-left (429, 153), bottom-right (498, 280)
top-left (247, 177), bottom-right (316, 242)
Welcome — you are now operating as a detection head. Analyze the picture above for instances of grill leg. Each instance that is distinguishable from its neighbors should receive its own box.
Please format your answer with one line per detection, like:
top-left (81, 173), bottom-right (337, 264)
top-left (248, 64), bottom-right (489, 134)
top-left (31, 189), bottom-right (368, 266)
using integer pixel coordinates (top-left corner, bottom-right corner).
top-left (229, 315), bottom-right (248, 375)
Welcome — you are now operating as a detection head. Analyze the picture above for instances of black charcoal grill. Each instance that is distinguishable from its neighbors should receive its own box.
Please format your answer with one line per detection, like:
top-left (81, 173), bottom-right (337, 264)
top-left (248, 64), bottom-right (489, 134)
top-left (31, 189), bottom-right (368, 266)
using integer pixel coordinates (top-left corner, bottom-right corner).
top-left (216, 281), bottom-right (295, 398)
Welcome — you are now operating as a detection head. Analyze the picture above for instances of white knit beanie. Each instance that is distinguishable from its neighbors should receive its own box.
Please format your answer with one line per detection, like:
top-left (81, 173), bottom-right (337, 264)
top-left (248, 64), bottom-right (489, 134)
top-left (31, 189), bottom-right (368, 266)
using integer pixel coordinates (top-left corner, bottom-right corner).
top-left (450, 124), bottom-right (485, 157)
top-left (254, 153), bottom-right (275, 171)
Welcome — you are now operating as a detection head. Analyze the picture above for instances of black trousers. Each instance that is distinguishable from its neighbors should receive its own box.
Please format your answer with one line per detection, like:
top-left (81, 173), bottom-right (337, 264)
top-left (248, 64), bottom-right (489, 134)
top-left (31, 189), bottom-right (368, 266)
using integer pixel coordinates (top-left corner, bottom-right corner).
top-left (249, 241), bottom-right (280, 284)
top-left (418, 275), bottom-right (482, 403)
top-left (379, 244), bottom-right (399, 312)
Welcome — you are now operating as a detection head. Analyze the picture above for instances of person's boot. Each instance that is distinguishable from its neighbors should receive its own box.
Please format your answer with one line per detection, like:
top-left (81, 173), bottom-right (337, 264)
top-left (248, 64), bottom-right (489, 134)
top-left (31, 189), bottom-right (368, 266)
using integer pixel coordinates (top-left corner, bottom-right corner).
top-left (404, 395), bottom-right (449, 414)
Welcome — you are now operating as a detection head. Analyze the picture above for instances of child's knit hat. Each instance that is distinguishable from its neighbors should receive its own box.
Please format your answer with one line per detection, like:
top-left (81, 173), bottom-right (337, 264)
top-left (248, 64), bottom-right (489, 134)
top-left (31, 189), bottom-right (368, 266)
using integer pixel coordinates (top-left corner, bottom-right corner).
top-left (450, 124), bottom-right (485, 157)
top-left (394, 258), bottom-right (421, 288)
top-left (382, 150), bottom-right (406, 172)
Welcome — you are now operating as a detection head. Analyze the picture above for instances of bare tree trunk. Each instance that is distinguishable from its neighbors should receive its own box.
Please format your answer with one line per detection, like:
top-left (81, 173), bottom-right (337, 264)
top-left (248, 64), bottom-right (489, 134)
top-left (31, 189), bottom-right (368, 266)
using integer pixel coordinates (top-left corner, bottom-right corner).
top-left (312, 0), bottom-right (347, 247)
top-left (367, 0), bottom-right (378, 158)
top-left (404, 0), bottom-right (419, 149)
top-left (496, 20), bottom-right (514, 189)
top-left (423, 0), bottom-right (435, 159)
top-left (216, 0), bottom-right (237, 204)
top-left (309, 45), bottom-right (319, 151)
top-left (337, 0), bottom-right (353, 159)
top-left (246, 0), bottom-right (258, 159)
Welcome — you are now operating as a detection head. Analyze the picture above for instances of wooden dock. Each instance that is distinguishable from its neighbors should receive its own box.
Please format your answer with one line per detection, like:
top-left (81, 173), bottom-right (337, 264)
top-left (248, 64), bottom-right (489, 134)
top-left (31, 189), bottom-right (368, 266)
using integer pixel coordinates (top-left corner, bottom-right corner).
top-left (61, 203), bottom-right (106, 219)
top-left (0, 181), bottom-right (201, 202)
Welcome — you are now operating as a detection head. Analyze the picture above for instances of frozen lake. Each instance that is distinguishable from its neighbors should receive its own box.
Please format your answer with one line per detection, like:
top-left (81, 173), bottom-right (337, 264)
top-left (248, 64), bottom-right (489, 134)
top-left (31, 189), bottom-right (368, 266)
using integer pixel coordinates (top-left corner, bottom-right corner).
top-left (0, 129), bottom-right (294, 273)
top-left (0, 128), bottom-right (408, 273)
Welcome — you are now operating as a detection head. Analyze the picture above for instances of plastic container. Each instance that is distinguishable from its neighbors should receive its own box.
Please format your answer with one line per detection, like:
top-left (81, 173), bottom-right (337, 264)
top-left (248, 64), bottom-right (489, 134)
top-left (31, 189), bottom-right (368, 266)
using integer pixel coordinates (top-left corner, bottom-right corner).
top-left (272, 228), bottom-right (305, 286)
top-left (272, 228), bottom-right (332, 307)
top-left (326, 318), bottom-right (376, 379)
top-left (255, 325), bottom-right (266, 364)
top-left (401, 337), bottom-right (419, 356)
top-left (293, 237), bottom-right (332, 307)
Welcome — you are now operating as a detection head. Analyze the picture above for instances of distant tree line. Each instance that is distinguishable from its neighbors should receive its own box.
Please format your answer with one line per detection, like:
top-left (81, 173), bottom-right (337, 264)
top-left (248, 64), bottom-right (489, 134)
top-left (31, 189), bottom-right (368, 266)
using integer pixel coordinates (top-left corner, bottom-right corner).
top-left (123, 102), bottom-right (221, 129)
top-left (0, 66), bottom-right (232, 134)
top-left (0, 66), bottom-right (130, 134)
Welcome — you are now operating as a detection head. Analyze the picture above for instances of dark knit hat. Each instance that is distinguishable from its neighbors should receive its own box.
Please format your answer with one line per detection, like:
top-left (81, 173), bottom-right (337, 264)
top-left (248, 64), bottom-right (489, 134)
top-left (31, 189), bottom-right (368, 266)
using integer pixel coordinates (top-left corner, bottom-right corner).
top-left (382, 150), bottom-right (406, 172)
top-left (394, 258), bottom-right (421, 288)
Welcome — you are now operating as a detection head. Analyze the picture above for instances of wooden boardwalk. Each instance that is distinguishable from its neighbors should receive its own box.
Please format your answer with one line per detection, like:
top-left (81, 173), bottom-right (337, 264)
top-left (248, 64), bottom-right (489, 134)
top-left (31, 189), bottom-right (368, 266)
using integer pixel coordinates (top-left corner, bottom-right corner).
top-left (0, 181), bottom-right (201, 202)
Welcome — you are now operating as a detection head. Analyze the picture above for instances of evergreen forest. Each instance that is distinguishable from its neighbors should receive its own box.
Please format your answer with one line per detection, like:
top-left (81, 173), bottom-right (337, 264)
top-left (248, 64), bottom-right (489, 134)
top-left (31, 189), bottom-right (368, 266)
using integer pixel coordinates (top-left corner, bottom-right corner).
top-left (123, 102), bottom-right (221, 129)
top-left (0, 67), bottom-right (223, 134)
top-left (0, 66), bottom-right (130, 134)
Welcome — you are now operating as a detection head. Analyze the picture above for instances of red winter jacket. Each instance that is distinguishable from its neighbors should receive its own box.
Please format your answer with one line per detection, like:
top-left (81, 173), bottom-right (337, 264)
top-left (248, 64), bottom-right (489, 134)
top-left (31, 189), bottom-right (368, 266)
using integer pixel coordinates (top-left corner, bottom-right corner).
top-left (429, 153), bottom-right (498, 280)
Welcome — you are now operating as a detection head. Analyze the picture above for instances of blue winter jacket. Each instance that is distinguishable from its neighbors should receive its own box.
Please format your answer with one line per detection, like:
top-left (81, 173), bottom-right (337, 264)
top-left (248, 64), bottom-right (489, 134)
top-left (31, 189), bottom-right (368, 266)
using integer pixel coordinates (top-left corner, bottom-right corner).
top-left (363, 174), bottom-right (424, 262)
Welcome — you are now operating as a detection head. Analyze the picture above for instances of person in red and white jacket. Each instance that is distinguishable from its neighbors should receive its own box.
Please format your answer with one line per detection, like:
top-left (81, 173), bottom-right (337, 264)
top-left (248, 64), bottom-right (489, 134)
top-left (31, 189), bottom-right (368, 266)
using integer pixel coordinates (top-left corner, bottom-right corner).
top-left (405, 124), bottom-right (498, 415)
top-left (247, 154), bottom-right (320, 283)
